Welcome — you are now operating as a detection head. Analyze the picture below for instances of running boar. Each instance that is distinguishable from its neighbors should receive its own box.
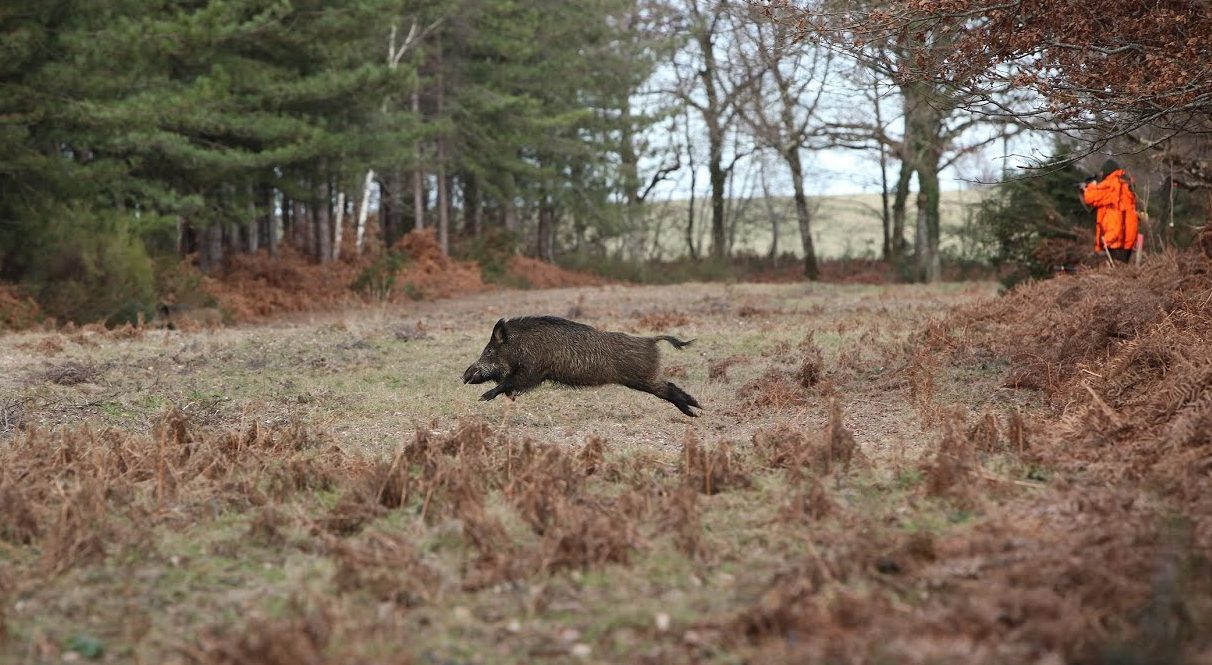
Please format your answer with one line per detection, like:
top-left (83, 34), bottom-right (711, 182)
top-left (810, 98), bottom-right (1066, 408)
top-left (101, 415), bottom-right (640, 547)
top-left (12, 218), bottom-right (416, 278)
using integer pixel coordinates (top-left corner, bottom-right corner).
top-left (461, 316), bottom-right (702, 416)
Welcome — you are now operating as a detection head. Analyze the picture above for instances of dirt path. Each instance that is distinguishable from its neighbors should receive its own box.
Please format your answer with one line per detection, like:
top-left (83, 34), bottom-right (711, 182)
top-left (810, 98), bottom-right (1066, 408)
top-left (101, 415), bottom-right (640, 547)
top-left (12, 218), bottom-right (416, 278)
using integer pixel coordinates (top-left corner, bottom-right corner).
top-left (1, 281), bottom-right (1004, 459)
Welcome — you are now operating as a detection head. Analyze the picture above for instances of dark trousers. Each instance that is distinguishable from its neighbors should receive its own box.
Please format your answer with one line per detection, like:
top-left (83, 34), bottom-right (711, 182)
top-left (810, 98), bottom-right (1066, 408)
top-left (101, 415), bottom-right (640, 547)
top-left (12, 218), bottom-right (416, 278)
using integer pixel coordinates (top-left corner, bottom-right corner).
top-left (1108, 248), bottom-right (1133, 263)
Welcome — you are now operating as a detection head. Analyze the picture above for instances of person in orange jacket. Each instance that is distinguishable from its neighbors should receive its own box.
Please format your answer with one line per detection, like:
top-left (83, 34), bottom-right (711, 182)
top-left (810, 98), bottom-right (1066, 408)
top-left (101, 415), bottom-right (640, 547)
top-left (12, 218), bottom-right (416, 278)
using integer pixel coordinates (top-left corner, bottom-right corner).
top-left (1082, 158), bottom-right (1140, 263)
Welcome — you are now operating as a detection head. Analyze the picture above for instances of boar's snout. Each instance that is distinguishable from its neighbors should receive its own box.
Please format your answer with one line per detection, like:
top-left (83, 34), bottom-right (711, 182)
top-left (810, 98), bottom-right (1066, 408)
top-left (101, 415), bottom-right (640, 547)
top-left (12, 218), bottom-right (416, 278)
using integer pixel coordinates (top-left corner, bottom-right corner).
top-left (464, 362), bottom-right (499, 384)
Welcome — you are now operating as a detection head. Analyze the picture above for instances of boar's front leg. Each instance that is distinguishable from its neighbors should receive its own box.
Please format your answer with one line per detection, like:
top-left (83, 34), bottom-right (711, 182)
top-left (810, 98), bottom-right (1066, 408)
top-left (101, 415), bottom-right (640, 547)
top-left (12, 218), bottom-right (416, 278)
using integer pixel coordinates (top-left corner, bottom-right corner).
top-left (479, 383), bottom-right (510, 401)
top-left (479, 372), bottom-right (539, 402)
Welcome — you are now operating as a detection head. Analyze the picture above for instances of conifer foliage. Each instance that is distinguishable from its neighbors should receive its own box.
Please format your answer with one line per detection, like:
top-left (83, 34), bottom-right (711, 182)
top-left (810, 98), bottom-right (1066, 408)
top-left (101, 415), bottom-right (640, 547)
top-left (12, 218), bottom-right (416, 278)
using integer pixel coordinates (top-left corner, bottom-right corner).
top-left (0, 0), bottom-right (657, 322)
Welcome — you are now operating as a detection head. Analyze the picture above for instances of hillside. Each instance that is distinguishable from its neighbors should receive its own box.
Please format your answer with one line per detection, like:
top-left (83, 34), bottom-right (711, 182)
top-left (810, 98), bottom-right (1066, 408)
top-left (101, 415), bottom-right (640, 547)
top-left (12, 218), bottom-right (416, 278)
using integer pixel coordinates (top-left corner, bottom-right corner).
top-left (631, 189), bottom-right (987, 260)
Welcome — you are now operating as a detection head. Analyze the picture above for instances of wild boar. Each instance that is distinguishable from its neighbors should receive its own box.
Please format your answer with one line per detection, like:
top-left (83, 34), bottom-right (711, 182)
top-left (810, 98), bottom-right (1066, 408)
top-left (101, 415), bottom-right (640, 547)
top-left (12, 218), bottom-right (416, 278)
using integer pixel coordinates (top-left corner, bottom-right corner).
top-left (461, 316), bottom-right (702, 416)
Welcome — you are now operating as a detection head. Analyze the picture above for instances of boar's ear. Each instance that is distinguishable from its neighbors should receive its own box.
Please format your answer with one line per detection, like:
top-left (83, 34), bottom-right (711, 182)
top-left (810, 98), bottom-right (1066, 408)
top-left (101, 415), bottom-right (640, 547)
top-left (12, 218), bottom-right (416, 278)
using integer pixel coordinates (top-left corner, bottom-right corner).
top-left (491, 318), bottom-right (508, 344)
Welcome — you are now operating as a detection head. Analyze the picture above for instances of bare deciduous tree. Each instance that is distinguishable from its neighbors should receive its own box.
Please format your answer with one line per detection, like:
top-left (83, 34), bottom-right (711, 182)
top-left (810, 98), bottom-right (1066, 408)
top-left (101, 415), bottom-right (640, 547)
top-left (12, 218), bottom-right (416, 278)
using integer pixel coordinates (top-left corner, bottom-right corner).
top-left (734, 8), bottom-right (833, 278)
top-left (671, 0), bottom-right (762, 260)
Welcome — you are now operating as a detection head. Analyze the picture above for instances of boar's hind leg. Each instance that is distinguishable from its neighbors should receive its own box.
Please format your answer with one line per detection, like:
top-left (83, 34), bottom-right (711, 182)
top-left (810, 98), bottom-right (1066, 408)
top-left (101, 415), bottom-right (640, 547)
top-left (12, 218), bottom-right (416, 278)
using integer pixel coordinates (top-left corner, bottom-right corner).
top-left (633, 380), bottom-right (701, 417)
top-left (665, 382), bottom-right (701, 416)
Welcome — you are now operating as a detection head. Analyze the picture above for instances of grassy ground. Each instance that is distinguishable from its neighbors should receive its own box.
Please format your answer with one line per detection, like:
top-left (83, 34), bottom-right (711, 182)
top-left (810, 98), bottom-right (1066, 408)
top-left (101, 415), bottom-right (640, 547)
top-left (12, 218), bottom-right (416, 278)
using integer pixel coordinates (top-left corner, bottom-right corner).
top-left (2, 277), bottom-right (1195, 664)
top-left (0, 282), bottom-right (1003, 456)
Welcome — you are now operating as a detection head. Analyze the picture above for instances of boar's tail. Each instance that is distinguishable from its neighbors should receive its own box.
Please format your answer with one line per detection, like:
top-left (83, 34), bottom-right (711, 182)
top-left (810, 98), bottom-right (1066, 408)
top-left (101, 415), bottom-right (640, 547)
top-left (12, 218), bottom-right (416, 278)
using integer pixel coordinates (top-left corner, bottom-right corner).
top-left (652, 335), bottom-right (694, 350)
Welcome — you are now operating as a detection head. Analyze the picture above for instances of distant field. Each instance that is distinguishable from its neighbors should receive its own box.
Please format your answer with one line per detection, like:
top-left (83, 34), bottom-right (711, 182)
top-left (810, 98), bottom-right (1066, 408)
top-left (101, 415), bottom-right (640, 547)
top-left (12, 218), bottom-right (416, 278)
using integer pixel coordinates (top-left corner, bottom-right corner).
top-left (628, 189), bottom-right (988, 260)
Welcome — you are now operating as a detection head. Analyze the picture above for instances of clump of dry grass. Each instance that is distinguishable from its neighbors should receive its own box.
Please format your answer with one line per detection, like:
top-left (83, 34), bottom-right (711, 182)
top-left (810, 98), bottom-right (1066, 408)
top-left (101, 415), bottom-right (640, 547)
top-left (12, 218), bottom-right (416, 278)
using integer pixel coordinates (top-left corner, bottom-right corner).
top-left (188, 603), bottom-right (334, 665)
top-left (752, 400), bottom-right (863, 479)
top-left (632, 309), bottom-right (690, 331)
top-left (533, 494), bottom-right (645, 573)
top-left (0, 410), bottom-right (344, 576)
top-left (0, 283), bottom-right (41, 332)
top-left (0, 397), bottom-right (24, 434)
top-left (0, 479), bottom-right (39, 545)
top-left (735, 368), bottom-right (812, 411)
top-left (680, 431), bottom-right (750, 495)
top-left (921, 409), bottom-right (982, 502)
top-left (707, 354), bottom-right (744, 382)
top-left (662, 486), bottom-right (708, 560)
top-left (38, 360), bottom-right (104, 386)
top-left (735, 334), bottom-right (832, 411)
top-left (693, 482), bottom-right (1205, 665)
top-left (924, 251), bottom-right (1212, 500)
top-left (329, 530), bottom-right (440, 606)
top-left (778, 480), bottom-right (836, 524)
top-left (16, 335), bottom-right (64, 356)
top-left (737, 303), bottom-right (783, 319)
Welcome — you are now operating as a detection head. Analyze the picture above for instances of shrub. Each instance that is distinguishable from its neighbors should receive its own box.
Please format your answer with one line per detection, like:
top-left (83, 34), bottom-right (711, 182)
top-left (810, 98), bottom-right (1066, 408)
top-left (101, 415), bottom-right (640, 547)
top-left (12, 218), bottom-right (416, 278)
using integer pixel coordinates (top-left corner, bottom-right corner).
top-left (453, 228), bottom-right (520, 284)
top-left (351, 249), bottom-right (410, 299)
top-left (20, 207), bottom-right (157, 325)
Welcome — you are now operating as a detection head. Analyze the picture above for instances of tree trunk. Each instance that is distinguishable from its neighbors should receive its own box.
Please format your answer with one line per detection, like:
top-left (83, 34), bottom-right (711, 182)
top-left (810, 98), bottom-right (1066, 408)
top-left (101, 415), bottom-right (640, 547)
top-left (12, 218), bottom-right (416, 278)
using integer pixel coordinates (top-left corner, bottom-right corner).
top-left (902, 81), bottom-right (944, 283)
top-left (725, 165), bottom-right (738, 256)
top-left (708, 123), bottom-right (727, 260)
top-left (916, 150), bottom-right (942, 283)
top-left (314, 179), bottom-right (332, 264)
top-left (437, 142), bottom-right (449, 255)
top-left (502, 173), bottom-right (518, 232)
top-left (787, 149), bottom-right (819, 280)
top-left (296, 200), bottom-right (311, 256)
top-left (281, 197), bottom-right (293, 253)
top-left (355, 170), bottom-right (374, 255)
top-left (913, 191), bottom-right (929, 282)
top-left (381, 169), bottom-right (403, 248)
top-left (332, 189), bottom-right (346, 261)
top-left (246, 187), bottom-right (260, 254)
top-left (463, 172), bottom-right (480, 236)
top-left (537, 196), bottom-right (555, 262)
top-left (620, 93), bottom-right (643, 243)
top-left (246, 214), bottom-right (258, 254)
top-left (200, 223), bottom-right (223, 273)
top-left (873, 79), bottom-right (892, 261)
top-left (761, 175), bottom-right (779, 260)
top-left (684, 112), bottom-right (699, 260)
top-left (267, 188), bottom-right (279, 258)
top-left (176, 217), bottom-right (187, 257)
top-left (412, 88), bottom-right (425, 233)
top-left (891, 161), bottom-right (913, 260)
top-left (225, 217), bottom-right (239, 256)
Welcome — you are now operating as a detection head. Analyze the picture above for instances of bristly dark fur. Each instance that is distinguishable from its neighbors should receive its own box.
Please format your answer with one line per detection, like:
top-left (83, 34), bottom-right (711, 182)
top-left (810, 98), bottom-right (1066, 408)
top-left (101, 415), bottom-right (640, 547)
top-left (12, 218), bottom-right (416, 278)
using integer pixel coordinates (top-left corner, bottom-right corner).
top-left (461, 315), bottom-right (702, 416)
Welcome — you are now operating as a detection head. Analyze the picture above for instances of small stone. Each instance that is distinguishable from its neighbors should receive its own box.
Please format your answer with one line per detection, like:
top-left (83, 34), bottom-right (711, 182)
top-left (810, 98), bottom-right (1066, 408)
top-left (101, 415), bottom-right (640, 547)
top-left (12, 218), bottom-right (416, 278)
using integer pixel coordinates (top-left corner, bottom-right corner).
top-left (655, 612), bottom-right (671, 632)
top-left (570, 643), bottom-right (591, 658)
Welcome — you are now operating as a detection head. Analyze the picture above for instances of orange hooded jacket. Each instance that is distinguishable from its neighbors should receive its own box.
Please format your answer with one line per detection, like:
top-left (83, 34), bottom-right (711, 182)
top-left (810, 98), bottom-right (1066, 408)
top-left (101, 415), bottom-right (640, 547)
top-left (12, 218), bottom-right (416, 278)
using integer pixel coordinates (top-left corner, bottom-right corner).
top-left (1083, 169), bottom-right (1139, 251)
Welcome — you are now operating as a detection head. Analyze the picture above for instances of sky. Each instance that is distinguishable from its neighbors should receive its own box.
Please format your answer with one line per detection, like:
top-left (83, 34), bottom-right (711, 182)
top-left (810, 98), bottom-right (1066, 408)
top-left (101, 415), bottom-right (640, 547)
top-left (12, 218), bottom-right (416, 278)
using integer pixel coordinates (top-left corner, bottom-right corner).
top-left (635, 16), bottom-right (1059, 202)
